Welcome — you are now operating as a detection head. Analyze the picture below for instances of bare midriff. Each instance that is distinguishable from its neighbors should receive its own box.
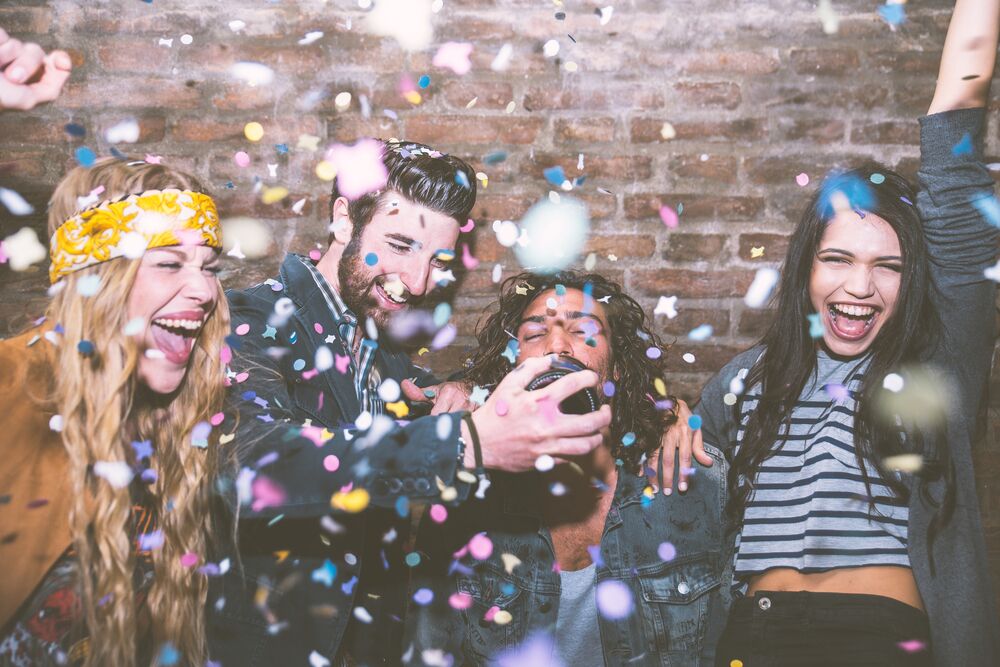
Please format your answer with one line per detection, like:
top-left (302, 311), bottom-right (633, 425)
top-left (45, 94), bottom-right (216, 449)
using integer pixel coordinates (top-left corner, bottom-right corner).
top-left (747, 565), bottom-right (925, 612)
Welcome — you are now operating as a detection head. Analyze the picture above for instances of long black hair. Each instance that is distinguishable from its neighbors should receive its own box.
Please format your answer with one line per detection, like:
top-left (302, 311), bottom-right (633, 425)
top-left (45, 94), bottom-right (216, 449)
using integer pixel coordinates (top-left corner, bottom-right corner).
top-left (729, 164), bottom-right (955, 558)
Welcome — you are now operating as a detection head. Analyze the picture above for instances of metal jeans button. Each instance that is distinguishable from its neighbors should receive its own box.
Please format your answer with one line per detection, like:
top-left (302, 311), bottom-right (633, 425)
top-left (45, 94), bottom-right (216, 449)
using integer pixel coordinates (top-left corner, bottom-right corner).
top-left (758, 596), bottom-right (771, 611)
top-left (677, 581), bottom-right (690, 595)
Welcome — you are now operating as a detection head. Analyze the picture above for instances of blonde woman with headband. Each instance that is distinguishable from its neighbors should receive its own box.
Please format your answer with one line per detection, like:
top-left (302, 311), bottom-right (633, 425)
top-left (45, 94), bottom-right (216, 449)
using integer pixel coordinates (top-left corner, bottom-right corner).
top-left (0, 158), bottom-right (232, 666)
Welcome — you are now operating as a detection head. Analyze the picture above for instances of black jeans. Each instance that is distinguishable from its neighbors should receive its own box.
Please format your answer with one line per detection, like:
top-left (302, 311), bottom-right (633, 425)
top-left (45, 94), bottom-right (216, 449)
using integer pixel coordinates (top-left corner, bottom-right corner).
top-left (715, 590), bottom-right (932, 666)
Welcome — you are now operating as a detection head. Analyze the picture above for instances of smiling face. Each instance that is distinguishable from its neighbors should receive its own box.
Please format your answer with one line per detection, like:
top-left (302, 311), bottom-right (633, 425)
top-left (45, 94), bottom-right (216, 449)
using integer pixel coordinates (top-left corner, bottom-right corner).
top-left (809, 210), bottom-right (903, 357)
top-left (333, 193), bottom-right (459, 329)
top-left (515, 288), bottom-right (612, 380)
top-left (127, 245), bottom-right (221, 394)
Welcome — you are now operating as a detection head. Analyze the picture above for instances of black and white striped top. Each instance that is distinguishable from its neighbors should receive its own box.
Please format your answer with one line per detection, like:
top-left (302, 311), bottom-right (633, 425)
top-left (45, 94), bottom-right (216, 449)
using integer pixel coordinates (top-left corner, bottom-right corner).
top-left (733, 352), bottom-right (910, 589)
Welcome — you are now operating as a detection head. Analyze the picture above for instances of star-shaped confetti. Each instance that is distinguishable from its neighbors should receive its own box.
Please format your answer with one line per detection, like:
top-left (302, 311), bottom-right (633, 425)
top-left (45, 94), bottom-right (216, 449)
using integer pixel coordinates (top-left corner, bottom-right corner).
top-left (432, 42), bottom-right (474, 75)
top-left (654, 295), bottom-right (678, 319)
top-left (262, 326), bottom-right (277, 339)
top-left (324, 139), bottom-right (389, 200)
top-left (469, 385), bottom-right (490, 406)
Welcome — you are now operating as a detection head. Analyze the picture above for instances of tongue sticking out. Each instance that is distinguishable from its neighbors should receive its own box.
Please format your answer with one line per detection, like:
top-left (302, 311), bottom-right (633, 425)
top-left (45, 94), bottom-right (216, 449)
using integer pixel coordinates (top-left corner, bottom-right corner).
top-left (151, 325), bottom-right (193, 364)
top-left (830, 311), bottom-right (870, 338)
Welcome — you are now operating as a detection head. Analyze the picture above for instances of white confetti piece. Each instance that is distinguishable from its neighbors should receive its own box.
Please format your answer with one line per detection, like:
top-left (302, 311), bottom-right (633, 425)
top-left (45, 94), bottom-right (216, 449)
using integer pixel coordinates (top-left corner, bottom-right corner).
top-left (0, 187), bottom-right (34, 215)
top-left (299, 31), bottom-right (324, 45)
top-left (229, 62), bottom-right (275, 87)
top-left (105, 119), bottom-right (140, 144)
top-left (1, 227), bottom-right (46, 270)
top-left (491, 43), bottom-right (513, 71)
top-left (93, 461), bottom-right (134, 488)
top-left (744, 268), bottom-right (780, 308)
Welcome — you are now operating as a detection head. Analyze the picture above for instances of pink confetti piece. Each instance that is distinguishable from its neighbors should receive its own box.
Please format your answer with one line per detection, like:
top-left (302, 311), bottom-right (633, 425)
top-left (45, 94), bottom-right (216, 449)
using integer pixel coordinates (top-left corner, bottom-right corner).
top-left (210, 412), bottom-right (225, 426)
top-left (460, 218), bottom-right (475, 233)
top-left (449, 591), bottom-right (473, 610)
top-left (314, 323), bottom-right (324, 334)
top-left (468, 533), bottom-right (493, 560)
top-left (461, 242), bottom-right (479, 270)
top-left (144, 154), bottom-right (163, 164)
top-left (324, 139), bottom-right (388, 200)
top-left (658, 542), bottom-right (676, 561)
top-left (234, 151), bottom-right (251, 168)
top-left (180, 552), bottom-right (199, 568)
top-left (300, 426), bottom-right (327, 447)
top-left (234, 372), bottom-right (250, 383)
top-left (596, 580), bottom-right (633, 619)
top-left (897, 640), bottom-right (927, 654)
top-left (433, 42), bottom-right (474, 75)
top-left (251, 475), bottom-right (286, 511)
top-left (796, 172), bottom-right (810, 187)
top-left (483, 605), bottom-right (499, 622)
top-left (659, 205), bottom-right (678, 228)
top-left (220, 345), bottom-right (232, 364)
top-left (324, 455), bottom-right (340, 472)
top-left (495, 399), bottom-right (509, 416)
top-left (235, 323), bottom-right (250, 335)
top-left (308, 249), bottom-right (322, 261)
top-left (335, 354), bottom-right (351, 374)
top-left (429, 504), bottom-right (448, 523)
top-left (302, 368), bottom-right (319, 380)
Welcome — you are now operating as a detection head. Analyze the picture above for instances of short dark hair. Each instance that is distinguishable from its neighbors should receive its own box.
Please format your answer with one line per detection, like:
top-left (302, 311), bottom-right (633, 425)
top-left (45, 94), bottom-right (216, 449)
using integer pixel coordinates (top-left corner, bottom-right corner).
top-left (465, 270), bottom-right (678, 473)
top-left (328, 140), bottom-right (477, 243)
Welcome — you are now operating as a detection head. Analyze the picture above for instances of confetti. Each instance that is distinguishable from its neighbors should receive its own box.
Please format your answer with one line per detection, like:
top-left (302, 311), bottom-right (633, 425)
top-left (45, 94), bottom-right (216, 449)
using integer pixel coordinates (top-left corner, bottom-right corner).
top-left (76, 274), bottom-right (102, 296)
top-left (870, 172), bottom-right (886, 185)
top-left (1, 227), bottom-right (46, 270)
top-left (973, 195), bottom-right (1000, 228)
top-left (75, 146), bottom-right (96, 167)
top-left (299, 31), bottom-right (324, 46)
top-left (688, 415), bottom-right (702, 430)
top-left (367, 0), bottom-right (434, 51)
top-left (324, 139), bottom-right (389, 199)
top-left (882, 373), bottom-right (904, 392)
top-left (535, 455), bottom-right (555, 471)
top-left (429, 504), bottom-right (448, 523)
top-left (744, 268), bottom-right (780, 308)
top-left (309, 651), bottom-right (331, 667)
top-left (413, 588), bottom-right (434, 605)
top-left (312, 559), bottom-right (337, 587)
top-left (334, 91), bottom-right (352, 111)
top-left (750, 246), bottom-right (765, 258)
top-left (449, 592), bottom-right (473, 610)
top-left (654, 295), bottom-right (678, 319)
top-left (543, 39), bottom-right (560, 57)
top-left (883, 454), bottom-right (924, 474)
top-left (230, 62), bottom-right (275, 87)
top-left (682, 353), bottom-right (695, 363)
top-left (659, 205), bottom-right (679, 228)
top-left (234, 151), bottom-right (251, 168)
top-left (515, 197), bottom-right (590, 273)
top-left (878, 2), bottom-right (906, 27)
top-left (658, 542), bottom-right (677, 561)
top-left (331, 488), bottom-right (370, 513)
top-left (468, 533), bottom-right (493, 560)
top-left (984, 260), bottom-right (1000, 282)
top-left (660, 122), bottom-right (676, 140)
top-left (105, 119), bottom-right (140, 144)
top-left (180, 552), bottom-right (199, 568)
top-left (807, 313), bottom-right (824, 338)
top-left (222, 217), bottom-right (272, 259)
top-left (796, 173), bottom-right (810, 187)
top-left (596, 580), bottom-right (633, 619)
top-left (491, 43), bottom-right (513, 71)
top-left (688, 324), bottom-right (713, 341)
top-left (433, 42), bottom-right (474, 75)
top-left (817, 0), bottom-right (840, 33)
top-left (244, 122), bottom-right (264, 142)
top-left (0, 188), bottom-right (33, 216)
top-left (93, 461), bottom-right (134, 488)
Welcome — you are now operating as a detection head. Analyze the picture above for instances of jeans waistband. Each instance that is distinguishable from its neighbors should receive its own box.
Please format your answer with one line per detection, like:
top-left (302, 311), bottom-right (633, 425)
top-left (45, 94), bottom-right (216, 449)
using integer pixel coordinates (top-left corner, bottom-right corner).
top-left (732, 590), bottom-right (929, 631)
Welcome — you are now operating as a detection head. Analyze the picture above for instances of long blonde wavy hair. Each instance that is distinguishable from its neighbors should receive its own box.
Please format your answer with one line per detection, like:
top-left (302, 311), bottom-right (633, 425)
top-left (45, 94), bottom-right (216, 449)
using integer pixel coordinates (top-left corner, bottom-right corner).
top-left (42, 158), bottom-right (232, 666)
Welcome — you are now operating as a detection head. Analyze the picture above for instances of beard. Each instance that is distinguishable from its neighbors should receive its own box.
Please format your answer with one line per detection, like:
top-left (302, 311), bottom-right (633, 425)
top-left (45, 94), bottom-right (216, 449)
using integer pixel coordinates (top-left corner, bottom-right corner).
top-left (337, 238), bottom-right (388, 329)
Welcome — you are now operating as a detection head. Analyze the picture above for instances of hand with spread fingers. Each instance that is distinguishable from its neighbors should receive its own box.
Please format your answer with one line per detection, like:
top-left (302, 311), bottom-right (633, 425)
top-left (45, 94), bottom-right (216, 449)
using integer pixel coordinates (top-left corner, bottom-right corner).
top-left (654, 398), bottom-right (713, 495)
top-left (0, 27), bottom-right (72, 111)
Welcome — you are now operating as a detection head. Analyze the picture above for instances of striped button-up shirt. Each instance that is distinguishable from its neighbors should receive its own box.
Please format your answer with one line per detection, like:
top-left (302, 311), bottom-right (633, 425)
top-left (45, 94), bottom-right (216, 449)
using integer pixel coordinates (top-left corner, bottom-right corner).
top-left (298, 255), bottom-right (384, 418)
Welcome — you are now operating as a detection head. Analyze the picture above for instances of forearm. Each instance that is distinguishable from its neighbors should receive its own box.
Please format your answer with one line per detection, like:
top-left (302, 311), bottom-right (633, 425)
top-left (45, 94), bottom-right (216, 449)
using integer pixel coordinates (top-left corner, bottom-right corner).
top-left (928, 0), bottom-right (1000, 114)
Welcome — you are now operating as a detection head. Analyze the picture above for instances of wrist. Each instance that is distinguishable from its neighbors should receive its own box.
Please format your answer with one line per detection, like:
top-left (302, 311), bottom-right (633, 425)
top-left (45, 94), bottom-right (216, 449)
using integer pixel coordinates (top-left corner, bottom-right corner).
top-left (460, 418), bottom-right (476, 469)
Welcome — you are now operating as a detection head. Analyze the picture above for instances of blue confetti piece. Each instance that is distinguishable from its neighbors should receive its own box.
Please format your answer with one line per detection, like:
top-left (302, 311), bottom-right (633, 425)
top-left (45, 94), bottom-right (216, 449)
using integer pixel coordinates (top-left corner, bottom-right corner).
top-left (455, 170), bottom-right (470, 189)
top-left (808, 313), bottom-right (825, 338)
top-left (973, 194), bottom-right (1000, 228)
top-left (878, 3), bottom-right (906, 26)
top-left (395, 495), bottom-right (410, 518)
top-left (157, 643), bottom-right (180, 666)
top-left (341, 575), bottom-right (357, 595)
top-left (621, 432), bottom-right (636, 447)
top-left (191, 421), bottom-right (211, 448)
top-left (77, 340), bottom-right (94, 355)
top-left (413, 588), bottom-right (434, 605)
top-left (816, 172), bottom-right (875, 218)
top-left (293, 358), bottom-right (306, 371)
top-left (502, 339), bottom-right (519, 364)
top-left (555, 283), bottom-right (566, 295)
top-left (952, 133), bottom-right (973, 157)
top-left (687, 415), bottom-right (703, 430)
top-left (74, 146), bottom-right (96, 167)
top-left (484, 151), bottom-right (508, 165)
top-left (274, 143), bottom-right (289, 154)
top-left (312, 559), bottom-right (337, 587)
top-left (132, 440), bottom-right (153, 460)
top-left (688, 324), bottom-right (713, 341)
top-left (64, 123), bottom-right (86, 137)
top-left (543, 165), bottom-right (566, 186)
top-left (586, 544), bottom-right (604, 567)
top-left (418, 74), bottom-right (431, 88)
top-left (602, 381), bottom-right (616, 397)
top-left (364, 252), bottom-right (378, 266)
top-left (869, 173), bottom-right (885, 185)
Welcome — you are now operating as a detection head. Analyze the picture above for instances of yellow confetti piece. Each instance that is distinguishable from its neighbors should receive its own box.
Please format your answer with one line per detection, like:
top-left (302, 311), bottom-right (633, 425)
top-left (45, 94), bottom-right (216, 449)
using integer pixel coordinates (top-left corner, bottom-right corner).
top-left (219, 433), bottom-right (235, 444)
top-left (750, 245), bottom-right (765, 258)
top-left (404, 90), bottom-right (422, 105)
top-left (660, 122), bottom-right (677, 140)
top-left (654, 378), bottom-right (667, 396)
top-left (274, 550), bottom-right (290, 563)
top-left (254, 585), bottom-right (270, 607)
top-left (320, 428), bottom-right (335, 443)
top-left (564, 61), bottom-right (578, 72)
top-left (331, 488), bottom-right (370, 513)
top-left (418, 347), bottom-right (429, 356)
top-left (494, 610), bottom-right (513, 625)
top-left (476, 171), bottom-right (488, 188)
top-left (456, 470), bottom-right (478, 485)
top-left (643, 486), bottom-right (655, 499)
top-left (334, 91), bottom-right (352, 111)
top-left (262, 186), bottom-right (288, 204)
top-left (607, 254), bottom-right (618, 262)
top-left (316, 160), bottom-right (337, 181)
top-left (882, 454), bottom-right (924, 474)
top-left (730, 661), bottom-right (744, 667)
top-left (386, 400), bottom-right (410, 418)
top-left (500, 553), bottom-right (521, 574)
top-left (440, 486), bottom-right (458, 502)
top-left (466, 96), bottom-right (478, 109)
top-left (297, 134), bottom-right (320, 151)
top-left (505, 101), bottom-right (516, 114)
top-left (244, 122), bottom-right (264, 142)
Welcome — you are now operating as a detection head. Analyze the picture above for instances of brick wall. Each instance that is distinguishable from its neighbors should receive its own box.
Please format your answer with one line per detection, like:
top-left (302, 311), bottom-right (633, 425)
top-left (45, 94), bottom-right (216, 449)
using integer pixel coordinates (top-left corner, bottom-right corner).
top-left (2, 0), bottom-right (999, 608)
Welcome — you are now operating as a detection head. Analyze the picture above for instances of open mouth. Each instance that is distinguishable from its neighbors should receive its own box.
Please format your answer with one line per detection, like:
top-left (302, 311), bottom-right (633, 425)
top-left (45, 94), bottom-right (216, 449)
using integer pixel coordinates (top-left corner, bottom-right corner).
top-left (374, 281), bottom-right (408, 309)
top-left (150, 316), bottom-right (204, 365)
top-left (825, 303), bottom-right (880, 342)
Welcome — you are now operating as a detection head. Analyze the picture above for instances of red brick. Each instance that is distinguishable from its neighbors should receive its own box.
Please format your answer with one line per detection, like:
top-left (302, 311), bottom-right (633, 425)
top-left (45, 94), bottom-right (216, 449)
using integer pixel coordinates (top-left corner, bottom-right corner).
top-left (869, 51), bottom-right (942, 75)
top-left (442, 81), bottom-right (515, 111)
top-left (0, 150), bottom-right (48, 180)
top-left (673, 50), bottom-right (781, 76)
top-left (737, 309), bottom-right (775, 338)
top-left (471, 194), bottom-right (535, 221)
top-left (744, 156), bottom-right (849, 186)
top-left (58, 78), bottom-right (201, 109)
top-left (850, 120), bottom-right (920, 145)
top-left (524, 86), bottom-right (665, 111)
top-left (584, 234), bottom-right (657, 259)
top-left (531, 153), bottom-right (652, 181)
top-left (625, 194), bottom-right (765, 222)
top-left (405, 115), bottom-right (543, 145)
top-left (630, 118), bottom-right (767, 143)
top-left (0, 116), bottom-right (71, 144)
top-left (774, 118), bottom-right (845, 143)
top-left (671, 155), bottom-right (739, 184)
top-left (738, 233), bottom-right (790, 262)
top-left (672, 82), bottom-right (742, 110)
top-left (654, 308), bottom-right (731, 338)
top-left (554, 117), bottom-right (617, 143)
top-left (664, 344), bottom-right (747, 374)
top-left (0, 7), bottom-right (52, 34)
top-left (98, 115), bottom-right (166, 144)
top-left (632, 269), bottom-right (755, 299)
top-left (662, 234), bottom-right (728, 262)
top-left (789, 48), bottom-right (860, 75)
top-left (171, 117), bottom-right (320, 143)
top-left (328, 116), bottom-right (402, 144)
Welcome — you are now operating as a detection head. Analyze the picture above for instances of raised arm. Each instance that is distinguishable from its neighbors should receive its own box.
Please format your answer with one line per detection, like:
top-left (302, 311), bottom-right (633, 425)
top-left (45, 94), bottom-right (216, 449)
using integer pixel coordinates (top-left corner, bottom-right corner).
top-left (927, 0), bottom-right (1000, 114)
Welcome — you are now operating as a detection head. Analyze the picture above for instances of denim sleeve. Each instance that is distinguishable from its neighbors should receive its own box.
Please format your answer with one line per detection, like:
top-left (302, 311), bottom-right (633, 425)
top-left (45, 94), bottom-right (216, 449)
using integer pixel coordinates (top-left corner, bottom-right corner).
top-left (226, 288), bottom-right (469, 520)
top-left (916, 108), bottom-right (999, 409)
top-left (693, 347), bottom-right (762, 454)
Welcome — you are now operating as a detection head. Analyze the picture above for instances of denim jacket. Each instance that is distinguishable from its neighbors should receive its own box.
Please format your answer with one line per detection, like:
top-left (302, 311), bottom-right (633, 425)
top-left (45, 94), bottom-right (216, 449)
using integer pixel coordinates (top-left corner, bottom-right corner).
top-left (405, 445), bottom-right (731, 666)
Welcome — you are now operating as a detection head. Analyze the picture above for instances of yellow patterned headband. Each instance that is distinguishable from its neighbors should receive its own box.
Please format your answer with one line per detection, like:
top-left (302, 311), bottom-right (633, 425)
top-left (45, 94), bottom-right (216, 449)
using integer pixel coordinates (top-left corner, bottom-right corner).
top-left (49, 189), bottom-right (221, 283)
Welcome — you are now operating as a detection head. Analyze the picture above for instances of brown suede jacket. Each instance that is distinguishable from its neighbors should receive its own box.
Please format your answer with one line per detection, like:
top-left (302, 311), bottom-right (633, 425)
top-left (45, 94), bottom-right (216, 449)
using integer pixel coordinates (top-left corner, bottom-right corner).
top-left (0, 328), bottom-right (74, 630)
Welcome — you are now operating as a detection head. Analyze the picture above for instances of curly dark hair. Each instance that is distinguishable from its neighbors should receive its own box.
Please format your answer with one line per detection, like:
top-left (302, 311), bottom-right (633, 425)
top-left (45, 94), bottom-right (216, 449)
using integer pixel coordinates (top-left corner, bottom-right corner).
top-left (465, 270), bottom-right (678, 473)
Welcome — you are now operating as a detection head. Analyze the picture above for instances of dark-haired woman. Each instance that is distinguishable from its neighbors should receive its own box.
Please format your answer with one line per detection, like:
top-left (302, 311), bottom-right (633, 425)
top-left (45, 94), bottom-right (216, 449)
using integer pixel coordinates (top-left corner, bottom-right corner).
top-left (696, 1), bottom-right (1000, 665)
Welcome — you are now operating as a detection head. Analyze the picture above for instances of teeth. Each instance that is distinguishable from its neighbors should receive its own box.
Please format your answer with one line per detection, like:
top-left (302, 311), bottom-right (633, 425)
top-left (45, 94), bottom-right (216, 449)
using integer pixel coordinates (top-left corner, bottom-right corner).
top-left (831, 304), bottom-right (875, 317)
top-left (153, 317), bottom-right (204, 331)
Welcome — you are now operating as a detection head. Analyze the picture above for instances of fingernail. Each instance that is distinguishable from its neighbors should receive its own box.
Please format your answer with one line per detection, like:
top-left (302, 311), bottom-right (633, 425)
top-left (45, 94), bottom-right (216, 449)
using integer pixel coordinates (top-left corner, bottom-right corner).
top-left (8, 66), bottom-right (25, 82)
top-left (679, 482), bottom-right (688, 492)
top-left (664, 487), bottom-right (672, 496)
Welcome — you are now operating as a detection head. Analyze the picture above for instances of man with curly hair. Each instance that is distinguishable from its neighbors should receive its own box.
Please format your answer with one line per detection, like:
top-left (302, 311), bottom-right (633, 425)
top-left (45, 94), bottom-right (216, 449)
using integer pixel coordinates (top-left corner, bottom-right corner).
top-left (403, 270), bottom-right (731, 666)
